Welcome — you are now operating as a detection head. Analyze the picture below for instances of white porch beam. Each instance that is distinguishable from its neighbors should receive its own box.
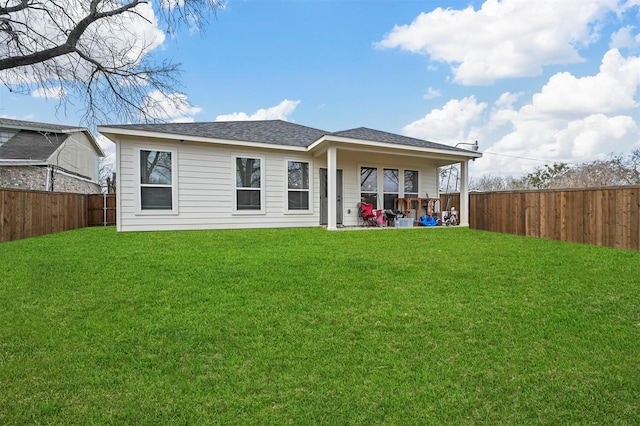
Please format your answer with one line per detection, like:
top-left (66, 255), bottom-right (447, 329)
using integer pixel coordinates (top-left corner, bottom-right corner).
top-left (327, 146), bottom-right (337, 230)
top-left (459, 159), bottom-right (469, 226)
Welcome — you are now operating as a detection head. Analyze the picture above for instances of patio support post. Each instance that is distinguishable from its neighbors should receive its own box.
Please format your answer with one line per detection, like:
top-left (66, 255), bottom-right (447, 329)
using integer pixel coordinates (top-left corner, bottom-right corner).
top-left (459, 159), bottom-right (469, 226)
top-left (327, 146), bottom-right (337, 230)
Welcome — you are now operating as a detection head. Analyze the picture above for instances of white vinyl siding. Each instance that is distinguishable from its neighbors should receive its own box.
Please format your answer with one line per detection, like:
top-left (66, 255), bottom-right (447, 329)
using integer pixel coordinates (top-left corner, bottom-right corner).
top-left (117, 139), bottom-right (322, 231)
top-left (47, 132), bottom-right (101, 181)
top-left (116, 137), bottom-right (442, 231)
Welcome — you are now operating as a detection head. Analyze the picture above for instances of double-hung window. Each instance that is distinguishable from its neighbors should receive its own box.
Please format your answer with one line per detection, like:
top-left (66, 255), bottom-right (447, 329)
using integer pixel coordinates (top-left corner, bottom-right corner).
top-left (404, 170), bottom-right (419, 198)
top-left (287, 160), bottom-right (310, 211)
top-left (360, 167), bottom-right (378, 207)
top-left (139, 149), bottom-right (175, 211)
top-left (383, 168), bottom-right (399, 210)
top-left (235, 157), bottom-right (263, 211)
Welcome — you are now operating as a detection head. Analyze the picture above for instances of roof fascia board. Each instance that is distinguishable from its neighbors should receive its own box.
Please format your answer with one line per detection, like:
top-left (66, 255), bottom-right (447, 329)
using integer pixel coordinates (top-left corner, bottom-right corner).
top-left (98, 126), bottom-right (308, 152)
top-left (309, 135), bottom-right (482, 160)
top-left (0, 160), bottom-right (47, 166)
top-left (0, 123), bottom-right (94, 139)
top-left (0, 123), bottom-right (69, 133)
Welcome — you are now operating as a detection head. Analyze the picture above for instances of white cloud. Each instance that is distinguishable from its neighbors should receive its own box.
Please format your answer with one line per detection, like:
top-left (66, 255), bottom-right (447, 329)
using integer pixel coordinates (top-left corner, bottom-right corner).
top-left (423, 87), bottom-right (441, 100)
top-left (215, 99), bottom-right (300, 122)
top-left (561, 114), bottom-right (637, 158)
top-left (377, 0), bottom-right (627, 85)
top-left (530, 49), bottom-right (640, 117)
top-left (609, 25), bottom-right (640, 48)
top-left (494, 92), bottom-right (523, 109)
top-left (141, 90), bottom-right (202, 123)
top-left (96, 134), bottom-right (114, 151)
top-left (96, 134), bottom-right (115, 158)
top-left (467, 49), bottom-right (640, 177)
top-left (31, 86), bottom-right (66, 99)
top-left (402, 96), bottom-right (487, 143)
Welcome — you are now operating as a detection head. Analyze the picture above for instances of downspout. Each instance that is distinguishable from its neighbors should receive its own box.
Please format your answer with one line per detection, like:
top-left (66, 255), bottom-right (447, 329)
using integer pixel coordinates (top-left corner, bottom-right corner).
top-left (45, 166), bottom-right (54, 191)
top-left (45, 166), bottom-right (50, 191)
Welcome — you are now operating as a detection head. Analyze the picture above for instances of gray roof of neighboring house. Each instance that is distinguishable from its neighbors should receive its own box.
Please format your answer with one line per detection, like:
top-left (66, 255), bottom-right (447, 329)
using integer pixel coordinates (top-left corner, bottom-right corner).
top-left (0, 130), bottom-right (69, 160)
top-left (0, 117), bottom-right (80, 133)
top-left (101, 120), bottom-right (475, 153)
top-left (0, 118), bottom-right (104, 159)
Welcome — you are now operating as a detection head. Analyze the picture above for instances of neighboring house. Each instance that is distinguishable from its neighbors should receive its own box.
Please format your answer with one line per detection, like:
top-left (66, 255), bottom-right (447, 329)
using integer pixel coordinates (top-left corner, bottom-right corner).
top-left (0, 118), bottom-right (104, 194)
top-left (98, 120), bottom-right (481, 231)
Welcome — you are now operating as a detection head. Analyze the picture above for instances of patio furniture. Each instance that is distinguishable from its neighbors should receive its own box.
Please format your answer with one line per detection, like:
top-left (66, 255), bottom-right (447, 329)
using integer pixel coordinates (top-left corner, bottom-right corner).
top-left (394, 197), bottom-right (441, 220)
top-left (358, 202), bottom-right (384, 226)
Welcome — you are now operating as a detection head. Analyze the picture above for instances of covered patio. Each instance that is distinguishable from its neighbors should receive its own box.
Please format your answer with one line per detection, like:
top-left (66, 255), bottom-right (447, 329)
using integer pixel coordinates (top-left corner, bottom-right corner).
top-left (309, 129), bottom-right (481, 230)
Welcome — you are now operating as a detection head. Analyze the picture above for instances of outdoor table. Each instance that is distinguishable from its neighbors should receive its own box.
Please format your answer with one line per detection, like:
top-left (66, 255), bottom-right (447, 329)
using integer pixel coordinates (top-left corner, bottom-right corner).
top-left (394, 197), bottom-right (441, 220)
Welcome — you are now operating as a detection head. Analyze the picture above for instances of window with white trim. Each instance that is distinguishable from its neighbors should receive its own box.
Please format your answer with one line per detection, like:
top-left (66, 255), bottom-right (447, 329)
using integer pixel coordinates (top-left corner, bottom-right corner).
top-left (360, 166), bottom-right (378, 207)
top-left (139, 149), bottom-right (174, 211)
top-left (404, 170), bottom-right (419, 198)
top-left (383, 168), bottom-right (399, 210)
top-left (235, 157), bottom-right (263, 211)
top-left (287, 160), bottom-right (310, 211)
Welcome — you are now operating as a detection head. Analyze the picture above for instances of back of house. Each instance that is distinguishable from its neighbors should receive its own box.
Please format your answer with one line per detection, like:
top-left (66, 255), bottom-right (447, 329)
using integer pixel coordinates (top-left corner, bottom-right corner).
top-left (99, 120), bottom-right (481, 231)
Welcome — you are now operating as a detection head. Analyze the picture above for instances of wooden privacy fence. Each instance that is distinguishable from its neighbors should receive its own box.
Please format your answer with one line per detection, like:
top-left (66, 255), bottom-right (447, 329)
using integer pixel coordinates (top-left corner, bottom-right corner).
top-left (3, 187), bottom-right (640, 250)
top-left (440, 193), bottom-right (460, 212)
top-left (1, 189), bottom-right (88, 242)
top-left (1, 189), bottom-right (115, 243)
top-left (470, 186), bottom-right (640, 251)
top-left (88, 193), bottom-right (116, 228)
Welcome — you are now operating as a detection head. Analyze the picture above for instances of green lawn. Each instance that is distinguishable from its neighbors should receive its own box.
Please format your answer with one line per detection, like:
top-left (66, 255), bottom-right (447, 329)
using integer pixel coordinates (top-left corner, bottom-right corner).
top-left (1, 227), bottom-right (638, 424)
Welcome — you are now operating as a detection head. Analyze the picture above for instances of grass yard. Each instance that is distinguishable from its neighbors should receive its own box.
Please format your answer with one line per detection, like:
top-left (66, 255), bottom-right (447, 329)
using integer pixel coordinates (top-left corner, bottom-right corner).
top-left (1, 226), bottom-right (639, 424)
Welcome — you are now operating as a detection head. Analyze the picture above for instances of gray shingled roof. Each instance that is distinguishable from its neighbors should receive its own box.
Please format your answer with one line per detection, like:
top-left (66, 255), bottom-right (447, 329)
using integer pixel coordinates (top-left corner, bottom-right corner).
top-left (103, 119), bottom-right (475, 153)
top-left (0, 130), bottom-right (69, 160)
top-left (0, 117), bottom-right (78, 133)
top-left (107, 120), bottom-right (329, 147)
top-left (331, 127), bottom-right (473, 152)
top-left (0, 119), bottom-right (104, 159)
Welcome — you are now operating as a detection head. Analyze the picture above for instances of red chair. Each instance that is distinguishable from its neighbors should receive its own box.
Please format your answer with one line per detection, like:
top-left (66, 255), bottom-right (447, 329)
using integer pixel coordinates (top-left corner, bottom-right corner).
top-left (358, 202), bottom-right (383, 226)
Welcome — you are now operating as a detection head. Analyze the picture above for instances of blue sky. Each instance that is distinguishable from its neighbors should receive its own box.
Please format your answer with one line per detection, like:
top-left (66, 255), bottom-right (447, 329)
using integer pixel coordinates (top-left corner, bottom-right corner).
top-left (2, 0), bottom-right (640, 178)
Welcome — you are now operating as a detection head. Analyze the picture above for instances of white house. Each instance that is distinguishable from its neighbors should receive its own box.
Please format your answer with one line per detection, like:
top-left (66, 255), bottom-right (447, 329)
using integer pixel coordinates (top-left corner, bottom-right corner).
top-left (98, 120), bottom-right (481, 231)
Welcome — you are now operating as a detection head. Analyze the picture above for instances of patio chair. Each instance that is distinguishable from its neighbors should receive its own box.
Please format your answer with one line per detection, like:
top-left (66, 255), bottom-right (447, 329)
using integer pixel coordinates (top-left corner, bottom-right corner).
top-left (383, 209), bottom-right (398, 227)
top-left (358, 202), bottom-right (383, 226)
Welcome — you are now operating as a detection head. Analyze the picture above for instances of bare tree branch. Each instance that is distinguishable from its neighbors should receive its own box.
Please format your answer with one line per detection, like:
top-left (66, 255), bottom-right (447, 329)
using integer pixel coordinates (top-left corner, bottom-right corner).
top-left (0, 0), bottom-right (223, 125)
top-left (0, 1), bottom-right (143, 70)
top-left (0, 0), bottom-right (31, 15)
